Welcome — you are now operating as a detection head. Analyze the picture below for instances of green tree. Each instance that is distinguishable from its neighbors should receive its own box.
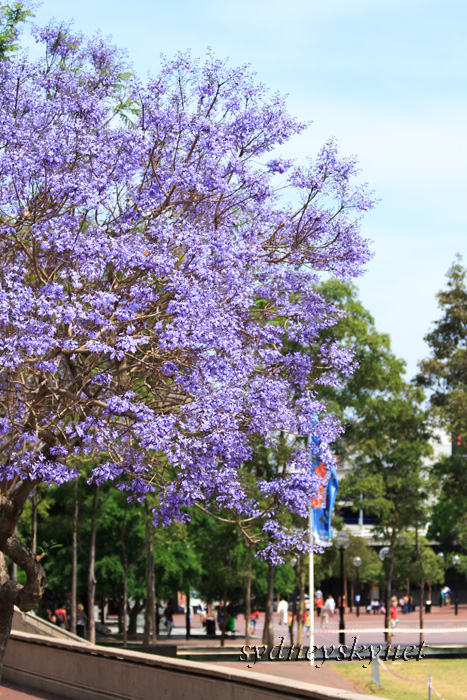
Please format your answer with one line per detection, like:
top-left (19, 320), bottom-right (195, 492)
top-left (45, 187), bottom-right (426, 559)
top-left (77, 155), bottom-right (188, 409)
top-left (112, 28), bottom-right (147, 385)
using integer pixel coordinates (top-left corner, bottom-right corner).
top-left (317, 280), bottom-right (406, 459)
top-left (339, 383), bottom-right (432, 640)
top-left (0, 2), bottom-right (32, 58)
top-left (418, 256), bottom-right (467, 552)
top-left (418, 255), bottom-right (467, 438)
top-left (313, 281), bottom-right (432, 638)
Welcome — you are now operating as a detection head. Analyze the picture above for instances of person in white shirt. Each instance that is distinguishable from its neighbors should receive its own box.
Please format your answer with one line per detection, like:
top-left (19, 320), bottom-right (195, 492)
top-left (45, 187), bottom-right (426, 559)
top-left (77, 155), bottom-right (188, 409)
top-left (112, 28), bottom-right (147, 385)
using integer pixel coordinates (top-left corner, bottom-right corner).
top-left (278, 599), bottom-right (288, 625)
top-left (324, 595), bottom-right (335, 617)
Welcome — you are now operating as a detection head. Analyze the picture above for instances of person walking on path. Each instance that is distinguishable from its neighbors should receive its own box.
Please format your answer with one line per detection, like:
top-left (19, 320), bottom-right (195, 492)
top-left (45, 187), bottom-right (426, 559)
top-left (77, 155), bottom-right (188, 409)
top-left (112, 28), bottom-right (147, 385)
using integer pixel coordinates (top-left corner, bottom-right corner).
top-left (278, 598), bottom-right (288, 625)
top-left (320, 604), bottom-right (329, 628)
top-left (315, 594), bottom-right (324, 618)
top-left (164, 603), bottom-right (174, 637)
top-left (250, 607), bottom-right (260, 636)
top-left (390, 596), bottom-right (399, 634)
top-left (324, 595), bottom-right (335, 618)
top-left (76, 603), bottom-right (88, 638)
top-left (54, 605), bottom-right (68, 629)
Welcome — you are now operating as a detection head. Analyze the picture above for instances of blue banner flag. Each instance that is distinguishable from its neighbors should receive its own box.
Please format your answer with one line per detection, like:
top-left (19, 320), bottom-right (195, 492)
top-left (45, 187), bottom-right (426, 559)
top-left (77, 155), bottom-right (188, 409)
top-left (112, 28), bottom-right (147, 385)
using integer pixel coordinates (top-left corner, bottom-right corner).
top-left (312, 467), bottom-right (339, 541)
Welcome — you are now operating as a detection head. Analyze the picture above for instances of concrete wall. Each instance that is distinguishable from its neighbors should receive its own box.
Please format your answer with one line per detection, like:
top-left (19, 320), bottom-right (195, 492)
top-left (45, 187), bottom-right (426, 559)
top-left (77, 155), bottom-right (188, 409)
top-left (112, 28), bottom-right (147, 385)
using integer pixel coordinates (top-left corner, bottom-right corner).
top-left (12, 608), bottom-right (91, 644)
top-left (4, 631), bottom-right (389, 700)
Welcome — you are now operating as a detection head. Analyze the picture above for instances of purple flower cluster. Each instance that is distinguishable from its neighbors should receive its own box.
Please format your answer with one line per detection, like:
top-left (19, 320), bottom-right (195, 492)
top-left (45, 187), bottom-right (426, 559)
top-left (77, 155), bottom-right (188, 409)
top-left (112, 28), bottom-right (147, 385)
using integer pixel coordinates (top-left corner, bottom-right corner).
top-left (0, 26), bottom-right (373, 554)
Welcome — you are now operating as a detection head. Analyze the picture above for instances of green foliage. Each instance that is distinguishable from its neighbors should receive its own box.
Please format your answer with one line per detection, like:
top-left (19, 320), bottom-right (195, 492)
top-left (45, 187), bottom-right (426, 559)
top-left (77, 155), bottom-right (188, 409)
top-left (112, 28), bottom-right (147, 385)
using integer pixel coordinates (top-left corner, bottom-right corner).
top-left (317, 280), bottom-right (406, 452)
top-left (154, 520), bottom-right (202, 600)
top-left (418, 255), bottom-right (467, 437)
top-left (392, 535), bottom-right (444, 587)
top-left (187, 509), bottom-right (249, 604)
top-left (339, 382), bottom-right (432, 538)
top-left (418, 256), bottom-right (467, 552)
top-left (428, 490), bottom-right (467, 552)
top-left (0, 2), bottom-right (32, 58)
top-left (329, 532), bottom-right (382, 584)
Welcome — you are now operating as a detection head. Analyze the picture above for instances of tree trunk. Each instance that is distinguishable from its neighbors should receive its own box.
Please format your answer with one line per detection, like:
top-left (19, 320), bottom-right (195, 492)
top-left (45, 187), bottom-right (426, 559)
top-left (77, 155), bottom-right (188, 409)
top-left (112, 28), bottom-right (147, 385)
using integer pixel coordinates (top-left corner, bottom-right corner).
top-left (31, 488), bottom-right (38, 555)
top-left (70, 480), bottom-right (79, 635)
top-left (11, 527), bottom-right (18, 583)
top-left (118, 598), bottom-right (123, 634)
top-left (385, 527), bottom-right (397, 645)
top-left (122, 567), bottom-right (128, 647)
top-left (121, 504), bottom-right (129, 648)
top-left (143, 514), bottom-right (156, 645)
top-left (87, 484), bottom-right (100, 644)
top-left (297, 553), bottom-right (306, 646)
top-left (262, 562), bottom-right (275, 648)
top-left (185, 589), bottom-right (191, 640)
top-left (0, 480), bottom-right (47, 680)
top-left (0, 554), bottom-right (16, 678)
top-left (220, 591), bottom-right (228, 648)
top-left (244, 544), bottom-right (252, 645)
top-left (128, 600), bottom-right (145, 636)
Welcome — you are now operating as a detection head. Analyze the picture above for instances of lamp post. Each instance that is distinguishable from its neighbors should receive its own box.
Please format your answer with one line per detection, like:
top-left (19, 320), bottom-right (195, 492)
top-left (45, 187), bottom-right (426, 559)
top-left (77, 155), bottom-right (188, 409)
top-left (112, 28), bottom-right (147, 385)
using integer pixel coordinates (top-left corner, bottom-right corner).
top-left (437, 552), bottom-right (444, 607)
top-left (353, 556), bottom-right (362, 617)
top-left (334, 532), bottom-right (350, 645)
top-left (379, 547), bottom-right (390, 641)
top-left (453, 555), bottom-right (460, 616)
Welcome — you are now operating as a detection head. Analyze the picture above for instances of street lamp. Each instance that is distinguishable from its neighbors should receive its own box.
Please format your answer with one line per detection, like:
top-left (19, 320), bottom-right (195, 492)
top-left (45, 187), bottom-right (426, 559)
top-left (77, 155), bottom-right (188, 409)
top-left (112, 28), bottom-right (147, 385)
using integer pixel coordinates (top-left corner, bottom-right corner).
top-left (353, 556), bottom-right (362, 617)
top-left (334, 531), bottom-right (350, 645)
top-left (379, 547), bottom-right (390, 641)
top-left (453, 555), bottom-right (461, 616)
top-left (438, 553), bottom-right (444, 607)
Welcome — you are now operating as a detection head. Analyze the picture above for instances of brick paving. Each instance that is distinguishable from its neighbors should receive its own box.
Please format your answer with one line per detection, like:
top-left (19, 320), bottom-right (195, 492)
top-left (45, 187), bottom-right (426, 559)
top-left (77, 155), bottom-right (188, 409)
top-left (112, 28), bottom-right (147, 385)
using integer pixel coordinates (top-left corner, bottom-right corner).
top-left (0, 682), bottom-right (64, 699)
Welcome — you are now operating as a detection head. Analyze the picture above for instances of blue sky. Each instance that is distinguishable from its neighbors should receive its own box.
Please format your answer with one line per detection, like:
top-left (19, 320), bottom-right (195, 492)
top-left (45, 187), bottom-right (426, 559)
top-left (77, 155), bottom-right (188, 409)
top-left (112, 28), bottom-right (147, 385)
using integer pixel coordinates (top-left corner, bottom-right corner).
top-left (24, 0), bottom-right (467, 378)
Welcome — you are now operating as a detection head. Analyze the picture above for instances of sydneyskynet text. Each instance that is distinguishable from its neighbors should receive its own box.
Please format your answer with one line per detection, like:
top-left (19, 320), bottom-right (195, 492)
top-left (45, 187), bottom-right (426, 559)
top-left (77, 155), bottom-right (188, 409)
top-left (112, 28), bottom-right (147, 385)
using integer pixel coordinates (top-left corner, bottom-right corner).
top-left (239, 636), bottom-right (429, 668)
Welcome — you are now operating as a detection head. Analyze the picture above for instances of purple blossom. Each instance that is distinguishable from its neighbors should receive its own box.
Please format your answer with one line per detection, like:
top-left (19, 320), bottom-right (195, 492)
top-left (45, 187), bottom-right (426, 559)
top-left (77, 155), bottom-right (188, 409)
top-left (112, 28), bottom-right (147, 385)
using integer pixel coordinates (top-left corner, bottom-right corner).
top-left (0, 26), bottom-right (374, 555)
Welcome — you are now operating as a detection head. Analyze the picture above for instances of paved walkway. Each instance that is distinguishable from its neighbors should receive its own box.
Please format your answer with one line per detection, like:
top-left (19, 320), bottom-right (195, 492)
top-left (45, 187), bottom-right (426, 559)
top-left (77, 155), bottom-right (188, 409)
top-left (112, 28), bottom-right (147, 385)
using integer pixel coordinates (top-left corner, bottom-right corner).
top-left (144, 603), bottom-right (467, 649)
top-left (218, 660), bottom-right (365, 694)
top-left (0, 681), bottom-right (64, 699)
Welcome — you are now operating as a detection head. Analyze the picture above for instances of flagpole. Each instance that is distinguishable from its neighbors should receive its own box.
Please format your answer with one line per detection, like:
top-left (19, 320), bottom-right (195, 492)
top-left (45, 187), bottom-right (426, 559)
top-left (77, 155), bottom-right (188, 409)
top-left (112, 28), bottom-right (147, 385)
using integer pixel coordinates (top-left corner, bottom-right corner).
top-left (309, 506), bottom-right (314, 665)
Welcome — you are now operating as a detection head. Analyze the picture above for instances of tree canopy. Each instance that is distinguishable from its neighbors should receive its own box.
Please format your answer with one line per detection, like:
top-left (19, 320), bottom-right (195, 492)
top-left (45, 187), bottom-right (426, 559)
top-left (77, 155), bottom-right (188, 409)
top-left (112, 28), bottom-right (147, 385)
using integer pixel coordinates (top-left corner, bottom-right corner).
top-left (419, 256), bottom-right (467, 551)
top-left (418, 255), bottom-right (467, 440)
top-left (0, 9), bottom-right (374, 668)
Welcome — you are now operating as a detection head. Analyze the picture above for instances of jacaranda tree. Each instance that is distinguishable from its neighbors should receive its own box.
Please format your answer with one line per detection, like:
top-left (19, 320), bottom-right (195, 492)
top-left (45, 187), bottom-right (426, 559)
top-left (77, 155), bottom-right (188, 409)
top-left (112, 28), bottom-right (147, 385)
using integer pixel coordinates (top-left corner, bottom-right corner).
top-left (0, 16), bottom-right (373, 668)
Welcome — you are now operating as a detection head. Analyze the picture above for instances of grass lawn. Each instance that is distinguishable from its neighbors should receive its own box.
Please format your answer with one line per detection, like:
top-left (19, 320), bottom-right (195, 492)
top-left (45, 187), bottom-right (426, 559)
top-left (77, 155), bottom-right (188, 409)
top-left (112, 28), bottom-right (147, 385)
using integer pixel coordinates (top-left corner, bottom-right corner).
top-left (332, 658), bottom-right (467, 699)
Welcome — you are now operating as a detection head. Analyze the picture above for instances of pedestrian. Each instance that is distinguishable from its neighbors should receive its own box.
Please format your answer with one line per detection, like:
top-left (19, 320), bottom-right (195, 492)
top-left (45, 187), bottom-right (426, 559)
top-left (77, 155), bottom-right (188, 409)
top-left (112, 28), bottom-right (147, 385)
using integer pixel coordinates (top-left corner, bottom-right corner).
top-left (76, 603), bottom-right (88, 638)
top-left (250, 607), bottom-right (260, 636)
top-left (46, 608), bottom-right (56, 625)
top-left (54, 605), bottom-right (68, 629)
top-left (226, 610), bottom-right (236, 635)
top-left (320, 605), bottom-right (329, 628)
top-left (278, 598), bottom-right (288, 625)
top-left (441, 586), bottom-right (451, 606)
top-left (164, 603), bottom-right (174, 637)
top-left (390, 601), bottom-right (399, 633)
top-left (324, 595), bottom-right (335, 617)
top-left (315, 594), bottom-right (324, 617)
top-left (304, 607), bottom-right (311, 636)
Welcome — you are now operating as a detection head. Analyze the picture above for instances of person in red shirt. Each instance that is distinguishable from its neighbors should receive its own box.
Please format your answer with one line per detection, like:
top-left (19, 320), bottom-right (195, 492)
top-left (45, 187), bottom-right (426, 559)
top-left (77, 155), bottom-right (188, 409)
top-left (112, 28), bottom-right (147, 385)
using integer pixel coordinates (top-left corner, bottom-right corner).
top-left (54, 606), bottom-right (68, 629)
top-left (315, 594), bottom-right (324, 617)
top-left (250, 607), bottom-right (260, 636)
top-left (390, 599), bottom-right (399, 633)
